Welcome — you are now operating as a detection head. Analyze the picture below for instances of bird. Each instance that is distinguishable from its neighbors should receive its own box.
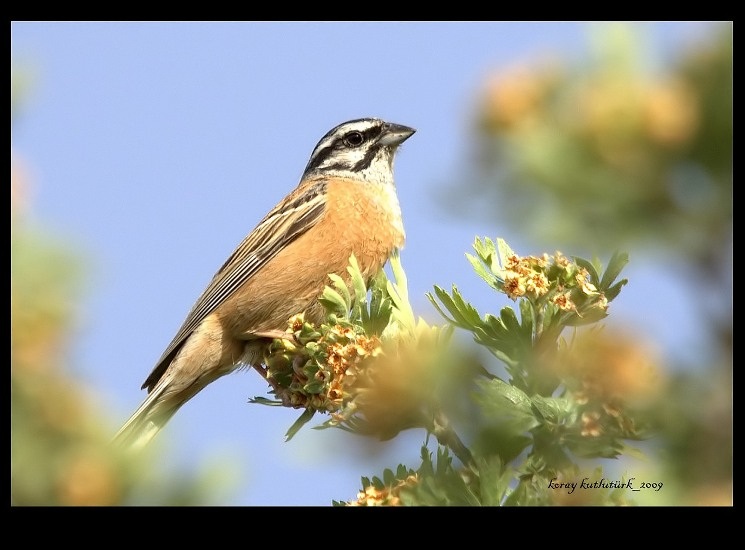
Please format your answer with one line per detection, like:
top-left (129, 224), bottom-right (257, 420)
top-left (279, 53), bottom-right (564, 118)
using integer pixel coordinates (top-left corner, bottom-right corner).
top-left (113, 117), bottom-right (415, 449)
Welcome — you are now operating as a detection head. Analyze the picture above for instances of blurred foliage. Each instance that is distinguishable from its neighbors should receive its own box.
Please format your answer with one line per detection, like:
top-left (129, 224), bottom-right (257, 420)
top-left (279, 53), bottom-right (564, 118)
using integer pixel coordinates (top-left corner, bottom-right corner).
top-left (11, 72), bottom-right (238, 506)
top-left (443, 22), bottom-right (731, 505)
top-left (470, 23), bottom-right (732, 264)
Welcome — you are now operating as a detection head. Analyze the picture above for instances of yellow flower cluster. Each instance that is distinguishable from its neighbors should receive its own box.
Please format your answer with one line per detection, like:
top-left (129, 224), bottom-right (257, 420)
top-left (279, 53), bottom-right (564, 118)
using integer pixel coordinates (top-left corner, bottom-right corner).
top-left (480, 60), bottom-right (699, 153)
top-left (339, 322), bottom-right (442, 439)
top-left (265, 311), bottom-right (446, 441)
top-left (265, 314), bottom-right (383, 414)
top-left (501, 251), bottom-right (608, 314)
top-left (346, 475), bottom-right (419, 506)
top-left (323, 325), bottom-right (382, 409)
top-left (552, 330), bottom-right (662, 438)
top-left (502, 253), bottom-right (550, 300)
top-left (479, 60), bottom-right (561, 132)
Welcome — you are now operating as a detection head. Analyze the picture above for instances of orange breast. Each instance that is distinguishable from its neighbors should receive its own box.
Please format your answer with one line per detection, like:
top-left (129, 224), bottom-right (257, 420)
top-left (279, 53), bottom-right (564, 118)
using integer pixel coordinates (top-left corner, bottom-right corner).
top-left (216, 177), bottom-right (405, 336)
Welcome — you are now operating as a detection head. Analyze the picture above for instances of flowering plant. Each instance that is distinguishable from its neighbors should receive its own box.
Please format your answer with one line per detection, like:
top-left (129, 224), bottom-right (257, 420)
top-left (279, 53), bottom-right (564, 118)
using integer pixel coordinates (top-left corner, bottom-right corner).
top-left (256, 238), bottom-right (650, 505)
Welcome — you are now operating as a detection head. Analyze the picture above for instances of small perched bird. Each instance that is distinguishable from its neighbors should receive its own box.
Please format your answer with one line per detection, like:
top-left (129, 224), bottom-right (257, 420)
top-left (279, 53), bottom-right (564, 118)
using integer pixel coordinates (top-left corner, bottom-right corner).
top-left (114, 117), bottom-right (415, 448)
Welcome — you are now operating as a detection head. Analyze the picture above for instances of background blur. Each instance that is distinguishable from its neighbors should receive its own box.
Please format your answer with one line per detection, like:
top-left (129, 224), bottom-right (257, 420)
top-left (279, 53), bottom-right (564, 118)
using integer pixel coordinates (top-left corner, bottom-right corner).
top-left (11, 21), bottom-right (732, 505)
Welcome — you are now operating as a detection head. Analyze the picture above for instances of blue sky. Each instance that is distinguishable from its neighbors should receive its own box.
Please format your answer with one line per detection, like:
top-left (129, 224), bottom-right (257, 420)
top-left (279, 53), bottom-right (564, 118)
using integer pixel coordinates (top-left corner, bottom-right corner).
top-left (11, 22), bottom-right (717, 505)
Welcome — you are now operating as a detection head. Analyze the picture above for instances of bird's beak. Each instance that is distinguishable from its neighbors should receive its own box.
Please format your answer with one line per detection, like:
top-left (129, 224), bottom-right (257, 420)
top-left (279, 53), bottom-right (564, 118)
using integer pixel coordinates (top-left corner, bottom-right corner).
top-left (380, 123), bottom-right (416, 146)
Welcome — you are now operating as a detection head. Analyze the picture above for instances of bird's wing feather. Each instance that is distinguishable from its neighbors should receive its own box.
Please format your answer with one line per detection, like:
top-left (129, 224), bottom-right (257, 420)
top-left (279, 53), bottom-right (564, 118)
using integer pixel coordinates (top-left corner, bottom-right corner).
top-left (142, 179), bottom-right (328, 390)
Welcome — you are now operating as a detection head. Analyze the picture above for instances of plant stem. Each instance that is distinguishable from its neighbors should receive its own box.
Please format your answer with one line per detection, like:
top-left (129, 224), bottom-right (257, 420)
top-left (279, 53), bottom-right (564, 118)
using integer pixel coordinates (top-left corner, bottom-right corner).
top-left (431, 410), bottom-right (477, 472)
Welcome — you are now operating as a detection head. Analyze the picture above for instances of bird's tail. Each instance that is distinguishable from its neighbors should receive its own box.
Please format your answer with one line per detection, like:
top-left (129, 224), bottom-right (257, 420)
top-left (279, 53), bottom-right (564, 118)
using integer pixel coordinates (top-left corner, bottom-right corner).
top-left (113, 383), bottom-right (179, 450)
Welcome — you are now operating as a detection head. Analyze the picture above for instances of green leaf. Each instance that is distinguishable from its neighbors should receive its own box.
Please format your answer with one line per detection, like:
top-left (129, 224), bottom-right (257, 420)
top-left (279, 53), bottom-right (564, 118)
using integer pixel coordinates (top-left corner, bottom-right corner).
top-left (604, 278), bottom-right (628, 301)
top-left (496, 238), bottom-right (515, 268)
top-left (530, 395), bottom-right (575, 423)
top-left (479, 314), bottom-right (509, 347)
top-left (397, 446), bottom-right (482, 506)
top-left (502, 485), bottom-right (523, 506)
top-left (473, 236), bottom-right (499, 272)
top-left (388, 250), bottom-right (409, 302)
top-left (303, 381), bottom-right (324, 394)
top-left (347, 254), bottom-right (368, 308)
top-left (328, 273), bottom-right (351, 307)
top-left (428, 285), bottom-right (482, 329)
top-left (387, 281), bottom-right (416, 330)
top-left (427, 285), bottom-right (463, 327)
top-left (617, 443), bottom-right (648, 461)
top-left (284, 408), bottom-right (316, 441)
top-left (573, 256), bottom-right (600, 285)
top-left (426, 289), bottom-right (457, 325)
top-left (477, 456), bottom-right (512, 506)
top-left (475, 340), bottom-right (519, 369)
top-left (500, 306), bottom-right (523, 334)
top-left (473, 378), bottom-right (535, 422)
top-left (600, 251), bottom-right (629, 290)
top-left (386, 255), bottom-right (416, 333)
top-left (248, 396), bottom-right (283, 406)
top-left (363, 290), bottom-right (392, 335)
top-left (491, 379), bottom-right (532, 410)
top-left (565, 437), bottom-right (625, 459)
top-left (519, 299), bottom-right (534, 335)
top-left (564, 309), bottom-right (609, 326)
top-left (319, 286), bottom-right (349, 316)
top-left (382, 468), bottom-right (396, 486)
top-left (467, 252), bottom-right (501, 291)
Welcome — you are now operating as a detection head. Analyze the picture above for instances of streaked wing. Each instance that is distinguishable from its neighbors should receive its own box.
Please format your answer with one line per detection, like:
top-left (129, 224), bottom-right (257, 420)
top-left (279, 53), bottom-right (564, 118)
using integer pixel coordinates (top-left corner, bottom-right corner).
top-left (143, 180), bottom-right (328, 389)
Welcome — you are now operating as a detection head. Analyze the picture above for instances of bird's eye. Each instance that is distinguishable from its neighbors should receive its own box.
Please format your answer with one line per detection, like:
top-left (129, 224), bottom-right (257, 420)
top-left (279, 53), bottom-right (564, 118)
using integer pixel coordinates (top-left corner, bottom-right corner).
top-left (343, 131), bottom-right (364, 147)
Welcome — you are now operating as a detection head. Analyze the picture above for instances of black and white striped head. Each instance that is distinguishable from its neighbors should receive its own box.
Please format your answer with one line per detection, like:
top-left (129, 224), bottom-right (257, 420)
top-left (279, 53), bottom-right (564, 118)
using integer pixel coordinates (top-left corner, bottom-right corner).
top-left (302, 118), bottom-right (415, 185)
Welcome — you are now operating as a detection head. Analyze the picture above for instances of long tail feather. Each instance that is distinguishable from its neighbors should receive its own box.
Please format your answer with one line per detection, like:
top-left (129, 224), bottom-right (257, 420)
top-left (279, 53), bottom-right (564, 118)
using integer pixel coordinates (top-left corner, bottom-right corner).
top-left (113, 384), bottom-right (177, 450)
